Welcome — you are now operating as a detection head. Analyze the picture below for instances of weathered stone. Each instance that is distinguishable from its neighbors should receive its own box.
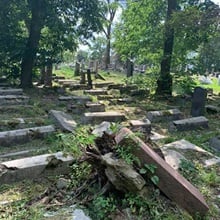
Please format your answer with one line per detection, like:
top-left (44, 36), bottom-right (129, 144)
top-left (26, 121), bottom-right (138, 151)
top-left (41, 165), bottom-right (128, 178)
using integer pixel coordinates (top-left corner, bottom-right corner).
top-left (191, 87), bottom-right (207, 117)
top-left (56, 178), bottom-right (70, 189)
top-left (161, 139), bottom-right (220, 168)
top-left (130, 89), bottom-right (150, 97)
top-left (0, 152), bottom-right (74, 184)
top-left (97, 95), bottom-right (114, 100)
top-left (169, 116), bottom-right (209, 131)
top-left (107, 84), bottom-right (124, 90)
top-left (0, 95), bottom-right (29, 105)
top-left (0, 125), bottom-right (55, 147)
top-left (205, 105), bottom-right (220, 114)
top-left (119, 85), bottom-right (138, 95)
top-left (67, 104), bottom-right (85, 114)
top-left (93, 82), bottom-right (113, 88)
top-left (0, 89), bottom-right (23, 95)
top-left (84, 89), bottom-right (108, 96)
top-left (147, 109), bottom-right (183, 123)
top-left (116, 98), bottom-right (134, 105)
top-left (49, 110), bottom-right (77, 132)
top-left (115, 128), bottom-right (209, 216)
top-left (150, 131), bottom-right (166, 141)
top-left (102, 153), bottom-right (146, 192)
top-left (209, 136), bottom-right (220, 152)
top-left (85, 102), bottom-right (105, 112)
top-left (92, 121), bottom-right (113, 137)
top-left (83, 111), bottom-right (126, 124)
top-left (69, 84), bottom-right (88, 90)
top-left (59, 96), bottom-right (92, 104)
top-left (57, 79), bottom-right (76, 85)
top-left (129, 119), bottom-right (151, 135)
top-left (53, 76), bottom-right (65, 82)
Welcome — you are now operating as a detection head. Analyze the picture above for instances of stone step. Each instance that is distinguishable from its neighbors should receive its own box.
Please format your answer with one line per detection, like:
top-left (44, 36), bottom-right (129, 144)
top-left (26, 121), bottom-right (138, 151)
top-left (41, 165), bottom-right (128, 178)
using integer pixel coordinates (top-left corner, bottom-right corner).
top-left (84, 89), bottom-right (108, 96)
top-left (0, 88), bottom-right (23, 95)
top-left (0, 152), bottom-right (74, 184)
top-left (83, 111), bottom-right (126, 124)
top-left (147, 109), bottom-right (183, 123)
top-left (0, 95), bottom-right (29, 105)
top-left (0, 125), bottom-right (55, 147)
top-left (169, 116), bottom-right (209, 131)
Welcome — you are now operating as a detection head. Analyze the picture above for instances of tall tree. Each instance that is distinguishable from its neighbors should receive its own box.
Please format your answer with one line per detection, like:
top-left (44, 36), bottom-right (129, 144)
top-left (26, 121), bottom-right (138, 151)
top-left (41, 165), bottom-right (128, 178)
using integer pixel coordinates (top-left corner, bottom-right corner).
top-left (20, 0), bottom-right (103, 88)
top-left (156, 0), bottom-right (177, 96)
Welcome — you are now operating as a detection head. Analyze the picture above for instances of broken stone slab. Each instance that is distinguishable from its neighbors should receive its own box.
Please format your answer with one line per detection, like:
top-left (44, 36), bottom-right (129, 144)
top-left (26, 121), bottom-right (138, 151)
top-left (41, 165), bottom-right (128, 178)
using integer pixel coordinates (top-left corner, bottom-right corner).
top-left (161, 139), bottom-right (220, 168)
top-left (0, 152), bottom-right (74, 184)
top-left (0, 89), bottom-right (23, 95)
top-left (115, 128), bottom-right (209, 216)
top-left (129, 119), bottom-right (151, 135)
top-left (0, 125), bottom-right (55, 147)
top-left (119, 85), bottom-right (138, 95)
top-left (209, 136), bottom-right (220, 153)
top-left (169, 116), bottom-right (209, 131)
top-left (205, 105), bottom-right (220, 114)
top-left (84, 89), bottom-right (108, 96)
top-left (92, 121), bottom-right (114, 137)
top-left (85, 102), bottom-right (105, 112)
top-left (59, 96), bottom-right (92, 104)
top-left (83, 111), bottom-right (126, 124)
top-left (147, 109), bottom-right (183, 123)
top-left (102, 153), bottom-right (146, 192)
top-left (49, 110), bottom-right (77, 132)
top-left (0, 95), bottom-right (29, 105)
top-left (115, 98), bottom-right (134, 105)
top-left (150, 131), bottom-right (166, 141)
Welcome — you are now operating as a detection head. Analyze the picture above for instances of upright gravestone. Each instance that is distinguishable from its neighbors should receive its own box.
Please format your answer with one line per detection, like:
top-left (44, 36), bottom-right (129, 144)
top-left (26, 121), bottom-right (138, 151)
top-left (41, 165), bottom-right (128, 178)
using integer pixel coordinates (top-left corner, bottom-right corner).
top-left (75, 62), bottom-right (80, 76)
top-left (191, 87), bottom-right (207, 117)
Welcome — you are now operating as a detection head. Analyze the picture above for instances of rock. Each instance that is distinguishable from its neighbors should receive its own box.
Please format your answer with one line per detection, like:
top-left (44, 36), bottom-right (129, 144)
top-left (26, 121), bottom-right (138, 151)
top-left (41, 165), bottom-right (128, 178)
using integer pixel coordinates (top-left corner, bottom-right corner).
top-left (92, 121), bottom-right (113, 137)
top-left (209, 136), bottom-right (220, 153)
top-left (102, 153), bottom-right (146, 192)
top-left (56, 178), bottom-right (70, 189)
top-left (205, 105), bottom-right (220, 114)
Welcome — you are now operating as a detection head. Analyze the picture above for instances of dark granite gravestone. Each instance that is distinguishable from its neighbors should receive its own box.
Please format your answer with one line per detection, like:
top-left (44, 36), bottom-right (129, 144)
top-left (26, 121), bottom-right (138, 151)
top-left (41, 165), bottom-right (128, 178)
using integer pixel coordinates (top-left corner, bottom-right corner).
top-left (191, 87), bottom-right (207, 117)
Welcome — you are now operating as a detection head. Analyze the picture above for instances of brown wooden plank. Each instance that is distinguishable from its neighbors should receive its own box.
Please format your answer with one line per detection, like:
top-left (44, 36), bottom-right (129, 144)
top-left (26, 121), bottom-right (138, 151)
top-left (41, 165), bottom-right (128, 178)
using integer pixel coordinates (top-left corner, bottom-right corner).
top-left (115, 127), bottom-right (209, 216)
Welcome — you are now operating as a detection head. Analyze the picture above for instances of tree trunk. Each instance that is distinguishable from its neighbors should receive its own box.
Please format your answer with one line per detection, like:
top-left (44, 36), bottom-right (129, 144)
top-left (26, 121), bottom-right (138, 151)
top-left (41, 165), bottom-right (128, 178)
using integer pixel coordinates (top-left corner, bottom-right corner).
top-left (156, 0), bottom-right (177, 96)
top-left (104, 32), bottom-right (111, 70)
top-left (20, 0), bottom-right (44, 88)
top-left (45, 62), bottom-right (53, 87)
top-left (39, 66), bottom-right (46, 84)
top-left (126, 58), bottom-right (134, 77)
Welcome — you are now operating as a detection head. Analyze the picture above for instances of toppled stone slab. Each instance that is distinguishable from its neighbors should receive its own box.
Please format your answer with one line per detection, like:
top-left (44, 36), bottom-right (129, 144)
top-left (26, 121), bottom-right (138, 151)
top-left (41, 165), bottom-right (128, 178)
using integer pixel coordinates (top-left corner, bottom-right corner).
top-left (0, 152), bottom-right (74, 184)
top-left (85, 102), bottom-right (105, 112)
top-left (115, 128), bottom-right (209, 216)
top-left (49, 110), bottom-right (77, 132)
top-left (205, 105), bottom-right (220, 114)
top-left (83, 111), bottom-right (126, 124)
top-left (0, 125), bottom-right (55, 147)
top-left (209, 136), bottom-right (220, 153)
top-left (67, 104), bottom-right (85, 114)
top-left (57, 79), bottom-right (76, 85)
top-left (53, 76), bottom-right (65, 82)
top-left (0, 95), bottom-right (29, 105)
top-left (92, 121), bottom-right (113, 137)
top-left (147, 109), bottom-right (183, 123)
top-left (59, 96), bottom-right (92, 104)
top-left (84, 89), bottom-right (108, 96)
top-left (161, 139), bottom-right (220, 168)
top-left (116, 97), bottom-right (134, 105)
top-left (119, 85), bottom-right (138, 95)
top-left (0, 89), bottom-right (23, 95)
top-left (129, 119), bottom-right (151, 135)
top-left (169, 116), bottom-right (209, 131)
